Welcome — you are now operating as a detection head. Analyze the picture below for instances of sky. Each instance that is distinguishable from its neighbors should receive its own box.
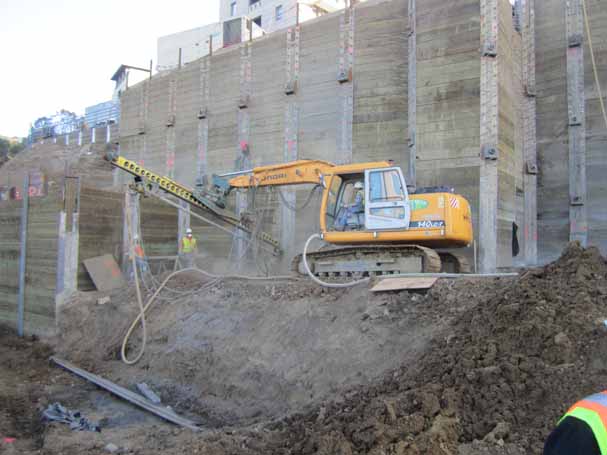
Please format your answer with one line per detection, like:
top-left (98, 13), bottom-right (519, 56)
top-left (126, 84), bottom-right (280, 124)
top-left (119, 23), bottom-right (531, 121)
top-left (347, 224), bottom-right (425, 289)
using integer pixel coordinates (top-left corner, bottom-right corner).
top-left (0, 0), bottom-right (220, 138)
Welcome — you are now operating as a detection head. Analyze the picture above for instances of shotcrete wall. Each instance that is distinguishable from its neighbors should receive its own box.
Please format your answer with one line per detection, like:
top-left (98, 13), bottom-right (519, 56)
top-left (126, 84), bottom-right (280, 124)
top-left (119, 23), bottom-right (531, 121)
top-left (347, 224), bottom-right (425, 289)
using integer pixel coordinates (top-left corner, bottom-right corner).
top-left (119, 0), bottom-right (527, 272)
top-left (536, 0), bottom-right (607, 262)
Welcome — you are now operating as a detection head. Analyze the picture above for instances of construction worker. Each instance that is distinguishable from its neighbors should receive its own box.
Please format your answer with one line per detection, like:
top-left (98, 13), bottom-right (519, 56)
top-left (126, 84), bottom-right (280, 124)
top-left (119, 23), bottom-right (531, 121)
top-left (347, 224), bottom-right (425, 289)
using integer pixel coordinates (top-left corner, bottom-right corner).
top-left (128, 234), bottom-right (148, 280)
top-left (544, 391), bottom-right (607, 454)
top-left (352, 181), bottom-right (365, 212)
top-left (179, 228), bottom-right (198, 269)
top-left (336, 181), bottom-right (365, 230)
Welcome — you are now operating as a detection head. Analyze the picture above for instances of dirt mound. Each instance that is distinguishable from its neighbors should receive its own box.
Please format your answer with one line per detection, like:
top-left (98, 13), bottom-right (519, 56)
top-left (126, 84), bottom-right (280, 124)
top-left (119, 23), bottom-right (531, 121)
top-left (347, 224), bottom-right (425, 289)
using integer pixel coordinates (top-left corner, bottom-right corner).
top-left (56, 274), bottom-right (505, 431)
top-left (7, 244), bottom-right (607, 454)
top-left (201, 243), bottom-right (603, 455)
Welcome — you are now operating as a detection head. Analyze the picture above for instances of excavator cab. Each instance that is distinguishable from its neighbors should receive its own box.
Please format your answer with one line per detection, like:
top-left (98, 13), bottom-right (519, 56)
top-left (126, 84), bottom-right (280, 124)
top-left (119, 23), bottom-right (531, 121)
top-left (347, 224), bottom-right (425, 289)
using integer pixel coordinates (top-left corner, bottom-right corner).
top-left (327, 166), bottom-right (411, 233)
top-left (364, 167), bottom-right (411, 230)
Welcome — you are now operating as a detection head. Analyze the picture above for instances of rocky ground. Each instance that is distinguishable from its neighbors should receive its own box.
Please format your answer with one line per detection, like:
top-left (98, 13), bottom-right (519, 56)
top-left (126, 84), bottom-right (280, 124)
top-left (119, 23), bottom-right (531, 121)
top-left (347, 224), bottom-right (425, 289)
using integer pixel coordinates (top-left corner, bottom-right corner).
top-left (1, 243), bottom-right (606, 454)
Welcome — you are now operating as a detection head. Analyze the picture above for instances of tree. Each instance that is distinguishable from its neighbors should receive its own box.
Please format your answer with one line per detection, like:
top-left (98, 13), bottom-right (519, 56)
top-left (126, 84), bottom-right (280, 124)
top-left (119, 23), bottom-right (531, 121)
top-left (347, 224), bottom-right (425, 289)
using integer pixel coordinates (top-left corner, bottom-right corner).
top-left (0, 137), bottom-right (9, 163)
top-left (9, 141), bottom-right (25, 156)
top-left (0, 137), bottom-right (24, 165)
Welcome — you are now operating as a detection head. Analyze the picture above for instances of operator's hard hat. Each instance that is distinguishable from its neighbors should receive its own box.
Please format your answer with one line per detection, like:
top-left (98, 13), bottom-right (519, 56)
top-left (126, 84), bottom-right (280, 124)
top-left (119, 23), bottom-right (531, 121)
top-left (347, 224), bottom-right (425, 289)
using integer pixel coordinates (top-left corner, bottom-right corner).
top-left (133, 234), bottom-right (139, 240)
top-left (186, 228), bottom-right (193, 234)
top-left (354, 181), bottom-right (363, 190)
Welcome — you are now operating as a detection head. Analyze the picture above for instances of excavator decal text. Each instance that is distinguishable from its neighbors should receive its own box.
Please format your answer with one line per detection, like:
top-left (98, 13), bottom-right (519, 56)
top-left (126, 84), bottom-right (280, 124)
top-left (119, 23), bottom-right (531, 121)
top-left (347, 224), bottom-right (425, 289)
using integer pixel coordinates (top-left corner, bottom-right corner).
top-left (261, 173), bottom-right (288, 182)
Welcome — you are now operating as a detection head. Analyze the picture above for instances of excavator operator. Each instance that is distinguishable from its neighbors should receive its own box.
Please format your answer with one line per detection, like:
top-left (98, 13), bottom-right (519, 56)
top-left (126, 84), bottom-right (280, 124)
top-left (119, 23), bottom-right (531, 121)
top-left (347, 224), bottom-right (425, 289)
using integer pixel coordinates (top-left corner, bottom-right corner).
top-left (336, 181), bottom-right (365, 231)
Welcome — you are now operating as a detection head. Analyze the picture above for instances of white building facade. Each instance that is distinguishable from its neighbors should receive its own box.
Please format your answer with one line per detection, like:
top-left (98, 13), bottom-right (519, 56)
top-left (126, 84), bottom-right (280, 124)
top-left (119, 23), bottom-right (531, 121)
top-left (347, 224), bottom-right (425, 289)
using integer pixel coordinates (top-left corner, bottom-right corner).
top-left (220, 0), bottom-right (346, 34)
top-left (157, 23), bottom-right (223, 71)
top-left (157, 0), bottom-right (350, 71)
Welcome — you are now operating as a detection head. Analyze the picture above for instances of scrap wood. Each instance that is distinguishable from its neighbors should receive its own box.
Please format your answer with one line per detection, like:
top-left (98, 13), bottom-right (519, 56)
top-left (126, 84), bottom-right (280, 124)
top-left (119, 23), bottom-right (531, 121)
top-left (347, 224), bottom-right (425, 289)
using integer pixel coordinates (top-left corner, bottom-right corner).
top-left (83, 254), bottom-right (126, 292)
top-left (50, 356), bottom-right (200, 432)
top-left (371, 277), bottom-right (438, 293)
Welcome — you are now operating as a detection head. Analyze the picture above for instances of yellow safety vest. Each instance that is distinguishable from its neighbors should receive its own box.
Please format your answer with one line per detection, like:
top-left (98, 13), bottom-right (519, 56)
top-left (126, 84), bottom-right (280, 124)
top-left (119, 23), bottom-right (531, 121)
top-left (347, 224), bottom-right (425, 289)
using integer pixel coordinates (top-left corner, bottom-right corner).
top-left (559, 391), bottom-right (607, 454)
top-left (181, 237), bottom-right (197, 253)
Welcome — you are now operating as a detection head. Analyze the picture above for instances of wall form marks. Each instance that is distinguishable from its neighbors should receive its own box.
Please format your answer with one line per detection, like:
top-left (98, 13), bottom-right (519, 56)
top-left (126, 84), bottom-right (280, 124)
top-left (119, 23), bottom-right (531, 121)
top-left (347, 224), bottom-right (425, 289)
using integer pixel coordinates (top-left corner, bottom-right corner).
top-left (565, 0), bottom-right (587, 246)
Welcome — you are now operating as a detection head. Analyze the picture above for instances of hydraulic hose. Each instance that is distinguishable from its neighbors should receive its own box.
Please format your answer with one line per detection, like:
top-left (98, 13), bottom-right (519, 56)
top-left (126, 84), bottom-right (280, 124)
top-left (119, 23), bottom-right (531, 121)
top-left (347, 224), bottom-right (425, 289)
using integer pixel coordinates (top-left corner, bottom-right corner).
top-left (121, 267), bottom-right (294, 365)
top-left (302, 233), bottom-right (370, 289)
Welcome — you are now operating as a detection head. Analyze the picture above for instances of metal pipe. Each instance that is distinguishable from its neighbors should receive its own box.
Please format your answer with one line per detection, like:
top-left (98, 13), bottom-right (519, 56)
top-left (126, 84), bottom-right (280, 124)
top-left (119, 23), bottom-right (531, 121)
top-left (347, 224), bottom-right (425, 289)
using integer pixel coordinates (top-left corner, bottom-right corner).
top-left (216, 168), bottom-right (254, 178)
top-left (17, 174), bottom-right (30, 337)
top-left (50, 357), bottom-right (200, 431)
top-left (384, 272), bottom-right (519, 279)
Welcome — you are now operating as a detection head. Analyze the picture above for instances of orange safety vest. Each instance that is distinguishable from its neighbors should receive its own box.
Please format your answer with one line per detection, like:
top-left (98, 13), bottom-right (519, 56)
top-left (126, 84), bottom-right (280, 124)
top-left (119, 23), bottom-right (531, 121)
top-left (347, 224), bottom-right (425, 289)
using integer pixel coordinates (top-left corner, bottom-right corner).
top-left (560, 391), bottom-right (607, 454)
top-left (181, 236), bottom-right (197, 253)
top-left (134, 244), bottom-right (144, 258)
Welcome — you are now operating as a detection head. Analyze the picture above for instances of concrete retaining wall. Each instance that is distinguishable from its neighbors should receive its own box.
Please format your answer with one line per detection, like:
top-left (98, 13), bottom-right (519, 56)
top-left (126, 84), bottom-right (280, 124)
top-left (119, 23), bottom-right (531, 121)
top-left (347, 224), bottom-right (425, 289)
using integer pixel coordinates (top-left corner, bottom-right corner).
top-left (0, 190), bottom-right (61, 335)
top-left (536, 0), bottom-right (607, 262)
top-left (117, 0), bottom-right (532, 272)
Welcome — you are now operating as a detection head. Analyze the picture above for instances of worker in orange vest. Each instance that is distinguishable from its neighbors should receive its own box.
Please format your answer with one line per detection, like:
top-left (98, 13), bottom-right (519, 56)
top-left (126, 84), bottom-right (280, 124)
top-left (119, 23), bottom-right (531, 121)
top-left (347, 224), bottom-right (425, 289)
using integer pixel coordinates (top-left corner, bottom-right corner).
top-left (179, 228), bottom-right (198, 269)
top-left (128, 234), bottom-right (148, 280)
top-left (544, 391), bottom-right (607, 454)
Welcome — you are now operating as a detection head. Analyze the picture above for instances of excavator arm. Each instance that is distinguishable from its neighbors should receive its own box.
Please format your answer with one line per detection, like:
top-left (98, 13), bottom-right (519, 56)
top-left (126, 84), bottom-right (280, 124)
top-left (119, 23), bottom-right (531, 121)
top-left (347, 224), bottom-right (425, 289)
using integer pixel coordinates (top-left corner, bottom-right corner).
top-left (221, 159), bottom-right (336, 189)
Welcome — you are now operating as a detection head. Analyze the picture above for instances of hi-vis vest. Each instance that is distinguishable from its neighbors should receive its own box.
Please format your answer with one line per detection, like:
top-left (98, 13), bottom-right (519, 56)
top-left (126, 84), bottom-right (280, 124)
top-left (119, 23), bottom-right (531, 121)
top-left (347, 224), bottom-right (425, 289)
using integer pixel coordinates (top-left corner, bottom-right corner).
top-left (181, 237), bottom-right (197, 253)
top-left (561, 391), bottom-right (607, 454)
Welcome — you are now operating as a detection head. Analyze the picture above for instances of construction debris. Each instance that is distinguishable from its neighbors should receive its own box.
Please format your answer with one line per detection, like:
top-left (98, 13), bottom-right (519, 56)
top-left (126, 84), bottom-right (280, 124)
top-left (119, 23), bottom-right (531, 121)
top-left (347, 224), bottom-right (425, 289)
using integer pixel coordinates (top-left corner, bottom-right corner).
top-left (83, 255), bottom-right (126, 292)
top-left (371, 276), bottom-right (438, 292)
top-left (136, 383), bottom-right (161, 405)
top-left (97, 296), bottom-right (111, 305)
top-left (42, 403), bottom-right (100, 432)
top-left (50, 357), bottom-right (200, 431)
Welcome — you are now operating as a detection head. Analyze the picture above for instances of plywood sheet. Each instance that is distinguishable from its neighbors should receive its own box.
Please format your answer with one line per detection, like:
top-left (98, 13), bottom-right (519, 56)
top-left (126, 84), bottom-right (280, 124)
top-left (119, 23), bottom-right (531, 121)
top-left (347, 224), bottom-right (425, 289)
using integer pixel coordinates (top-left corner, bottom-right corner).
top-left (371, 277), bottom-right (438, 292)
top-left (83, 254), bottom-right (126, 292)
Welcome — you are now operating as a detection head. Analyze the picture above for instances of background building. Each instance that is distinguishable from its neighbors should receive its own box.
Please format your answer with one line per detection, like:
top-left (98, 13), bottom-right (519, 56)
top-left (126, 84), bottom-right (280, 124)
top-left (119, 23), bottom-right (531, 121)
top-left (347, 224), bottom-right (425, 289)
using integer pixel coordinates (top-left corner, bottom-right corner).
top-left (219, 0), bottom-right (346, 33)
top-left (157, 0), bottom-right (349, 71)
top-left (157, 23), bottom-right (224, 72)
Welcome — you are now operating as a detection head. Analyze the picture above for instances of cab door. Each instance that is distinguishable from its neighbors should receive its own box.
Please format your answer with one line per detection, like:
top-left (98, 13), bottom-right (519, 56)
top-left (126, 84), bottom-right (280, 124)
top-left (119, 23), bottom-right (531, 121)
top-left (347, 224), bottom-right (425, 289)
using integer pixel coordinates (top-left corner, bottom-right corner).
top-left (364, 167), bottom-right (411, 230)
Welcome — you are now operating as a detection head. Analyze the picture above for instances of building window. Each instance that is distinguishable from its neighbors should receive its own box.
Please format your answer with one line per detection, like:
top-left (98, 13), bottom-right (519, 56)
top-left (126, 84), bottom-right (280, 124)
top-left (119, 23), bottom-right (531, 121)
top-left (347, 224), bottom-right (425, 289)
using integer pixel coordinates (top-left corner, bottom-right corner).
top-left (230, 1), bottom-right (236, 16)
top-left (275, 4), bottom-right (283, 21)
top-left (250, 0), bottom-right (260, 6)
top-left (252, 15), bottom-right (262, 27)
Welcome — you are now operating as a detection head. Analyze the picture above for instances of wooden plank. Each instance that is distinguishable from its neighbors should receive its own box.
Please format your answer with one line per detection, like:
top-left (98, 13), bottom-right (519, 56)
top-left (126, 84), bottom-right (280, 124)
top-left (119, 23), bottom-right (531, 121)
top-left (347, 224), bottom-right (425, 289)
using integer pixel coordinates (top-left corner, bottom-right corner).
top-left (83, 254), bottom-right (126, 292)
top-left (371, 277), bottom-right (438, 292)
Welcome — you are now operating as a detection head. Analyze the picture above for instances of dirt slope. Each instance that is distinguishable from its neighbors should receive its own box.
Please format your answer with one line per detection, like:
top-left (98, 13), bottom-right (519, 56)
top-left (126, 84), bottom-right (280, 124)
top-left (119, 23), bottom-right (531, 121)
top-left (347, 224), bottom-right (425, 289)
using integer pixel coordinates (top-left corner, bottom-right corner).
top-left (0, 141), bottom-right (114, 189)
top-left (1, 243), bottom-right (606, 454)
top-left (202, 242), bottom-right (604, 455)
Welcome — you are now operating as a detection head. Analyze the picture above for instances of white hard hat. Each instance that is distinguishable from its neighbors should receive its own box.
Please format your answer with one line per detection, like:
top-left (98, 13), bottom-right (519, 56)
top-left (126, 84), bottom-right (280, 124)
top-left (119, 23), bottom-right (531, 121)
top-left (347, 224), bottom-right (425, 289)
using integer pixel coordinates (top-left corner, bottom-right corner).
top-left (133, 234), bottom-right (139, 240)
top-left (354, 182), bottom-right (363, 190)
top-left (186, 228), bottom-right (192, 234)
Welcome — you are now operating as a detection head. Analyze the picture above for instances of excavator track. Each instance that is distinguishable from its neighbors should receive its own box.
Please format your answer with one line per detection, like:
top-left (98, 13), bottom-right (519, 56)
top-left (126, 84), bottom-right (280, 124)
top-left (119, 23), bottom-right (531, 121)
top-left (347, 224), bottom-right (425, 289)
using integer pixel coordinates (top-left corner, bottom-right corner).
top-left (438, 251), bottom-right (472, 273)
top-left (292, 245), bottom-right (442, 278)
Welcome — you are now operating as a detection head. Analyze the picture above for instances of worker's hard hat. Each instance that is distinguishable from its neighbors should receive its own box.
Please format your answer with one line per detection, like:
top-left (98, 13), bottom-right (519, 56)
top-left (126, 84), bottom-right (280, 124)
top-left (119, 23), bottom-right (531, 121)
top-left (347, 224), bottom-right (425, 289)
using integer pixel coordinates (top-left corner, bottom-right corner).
top-left (186, 228), bottom-right (192, 234)
top-left (354, 182), bottom-right (363, 190)
top-left (133, 234), bottom-right (139, 240)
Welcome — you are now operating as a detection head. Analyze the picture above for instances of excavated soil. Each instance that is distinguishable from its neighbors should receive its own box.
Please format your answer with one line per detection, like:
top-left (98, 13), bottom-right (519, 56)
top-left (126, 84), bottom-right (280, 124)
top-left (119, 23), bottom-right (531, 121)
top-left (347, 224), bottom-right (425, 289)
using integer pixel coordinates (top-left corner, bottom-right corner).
top-left (1, 243), bottom-right (606, 454)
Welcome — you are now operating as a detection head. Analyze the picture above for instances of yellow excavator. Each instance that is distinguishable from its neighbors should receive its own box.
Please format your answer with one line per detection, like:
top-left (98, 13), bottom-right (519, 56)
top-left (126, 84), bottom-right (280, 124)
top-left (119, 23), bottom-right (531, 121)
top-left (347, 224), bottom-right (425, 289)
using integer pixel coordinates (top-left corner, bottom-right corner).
top-left (107, 154), bottom-right (473, 276)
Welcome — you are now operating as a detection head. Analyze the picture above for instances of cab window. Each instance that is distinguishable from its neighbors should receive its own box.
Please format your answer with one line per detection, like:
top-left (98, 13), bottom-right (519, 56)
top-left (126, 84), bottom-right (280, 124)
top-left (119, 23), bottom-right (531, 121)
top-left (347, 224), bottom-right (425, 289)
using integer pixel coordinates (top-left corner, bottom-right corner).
top-left (325, 175), bottom-right (342, 225)
top-left (369, 169), bottom-right (405, 202)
